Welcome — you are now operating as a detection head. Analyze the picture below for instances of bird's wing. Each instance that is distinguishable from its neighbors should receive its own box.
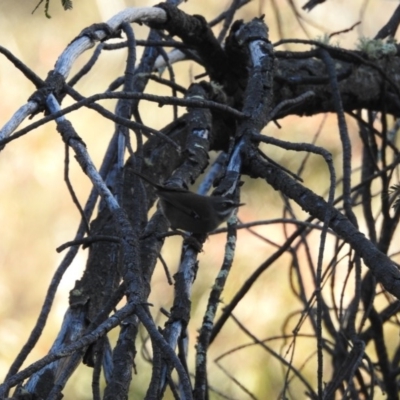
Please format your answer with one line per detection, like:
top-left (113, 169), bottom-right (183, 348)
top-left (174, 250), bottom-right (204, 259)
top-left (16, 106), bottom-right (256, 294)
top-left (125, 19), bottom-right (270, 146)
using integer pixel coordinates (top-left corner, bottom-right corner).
top-left (159, 192), bottom-right (203, 220)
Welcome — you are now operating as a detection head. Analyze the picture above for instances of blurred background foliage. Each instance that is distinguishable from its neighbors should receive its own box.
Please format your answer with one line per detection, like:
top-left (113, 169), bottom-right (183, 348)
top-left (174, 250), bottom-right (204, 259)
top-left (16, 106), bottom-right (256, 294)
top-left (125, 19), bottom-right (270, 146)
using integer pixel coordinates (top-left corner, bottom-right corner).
top-left (0, 0), bottom-right (399, 398)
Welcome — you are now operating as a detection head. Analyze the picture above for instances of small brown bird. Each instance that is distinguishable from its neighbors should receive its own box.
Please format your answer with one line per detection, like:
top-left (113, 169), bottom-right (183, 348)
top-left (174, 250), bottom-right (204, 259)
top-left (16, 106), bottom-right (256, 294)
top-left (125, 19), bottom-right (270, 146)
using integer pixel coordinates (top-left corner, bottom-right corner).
top-left (133, 171), bottom-right (244, 233)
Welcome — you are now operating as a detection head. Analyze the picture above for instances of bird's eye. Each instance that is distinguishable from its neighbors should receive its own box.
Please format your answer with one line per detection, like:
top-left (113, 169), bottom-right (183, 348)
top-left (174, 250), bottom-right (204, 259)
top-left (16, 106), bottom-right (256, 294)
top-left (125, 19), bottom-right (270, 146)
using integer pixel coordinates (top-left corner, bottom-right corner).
top-left (221, 200), bottom-right (234, 209)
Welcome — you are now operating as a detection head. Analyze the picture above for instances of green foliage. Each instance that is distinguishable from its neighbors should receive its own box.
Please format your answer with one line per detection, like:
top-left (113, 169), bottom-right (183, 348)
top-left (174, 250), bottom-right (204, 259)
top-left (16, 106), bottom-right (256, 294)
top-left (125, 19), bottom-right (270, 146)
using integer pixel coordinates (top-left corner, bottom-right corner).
top-left (356, 37), bottom-right (397, 60)
top-left (314, 33), bottom-right (331, 45)
top-left (313, 33), bottom-right (340, 48)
